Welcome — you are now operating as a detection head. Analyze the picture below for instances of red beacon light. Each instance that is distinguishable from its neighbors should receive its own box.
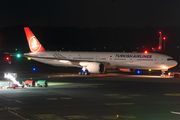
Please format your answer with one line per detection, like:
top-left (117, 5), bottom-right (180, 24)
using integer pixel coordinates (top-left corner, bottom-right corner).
top-left (159, 31), bottom-right (162, 34)
top-left (163, 37), bottom-right (166, 40)
top-left (6, 57), bottom-right (10, 60)
top-left (144, 50), bottom-right (148, 54)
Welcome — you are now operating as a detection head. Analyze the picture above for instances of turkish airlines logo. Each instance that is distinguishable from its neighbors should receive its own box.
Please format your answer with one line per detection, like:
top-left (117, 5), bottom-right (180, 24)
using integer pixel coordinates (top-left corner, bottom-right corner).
top-left (29, 36), bottom-right (41, 52)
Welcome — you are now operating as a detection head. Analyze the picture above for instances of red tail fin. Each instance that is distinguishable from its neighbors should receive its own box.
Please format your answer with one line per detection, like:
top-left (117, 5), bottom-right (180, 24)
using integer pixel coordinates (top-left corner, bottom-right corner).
top-left (24, 27), bottom-right (46, 53)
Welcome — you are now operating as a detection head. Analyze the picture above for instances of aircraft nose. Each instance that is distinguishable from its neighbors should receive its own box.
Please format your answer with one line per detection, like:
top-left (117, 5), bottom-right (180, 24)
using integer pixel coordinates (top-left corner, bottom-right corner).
top-left (174, 60), bottom-right (178, 66)
top-left (169, 60), bottom-right (178, 68)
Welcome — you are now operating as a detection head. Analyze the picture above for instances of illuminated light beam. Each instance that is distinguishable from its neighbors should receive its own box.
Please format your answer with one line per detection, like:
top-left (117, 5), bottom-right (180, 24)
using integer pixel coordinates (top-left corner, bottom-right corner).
top-left (130, 94), bottom-right (146, 97)
top-left (171, 111), bottom-right (180, 115)
top-left (164, 93), bottom-right (180, 96)
top-left (60, 97), bottom-right (72, 99)
top-left (162, 65), bottom-right (169, 70)
top-left (120, 115), bottom-right (136, 119)
top-left (102, 116), bottom-right (118, 119)
top-left (46, 98), bottom-right (58, 100)
top-left (35, 114), bottom-right (64, 120)
top-left (64, 115), bottom-right (88, 119)
top-left (118, 96), bottom-right (132, 98)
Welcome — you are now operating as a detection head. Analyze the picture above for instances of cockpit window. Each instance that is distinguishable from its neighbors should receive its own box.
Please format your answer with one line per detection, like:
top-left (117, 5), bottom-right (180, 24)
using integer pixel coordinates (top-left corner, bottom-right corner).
top-left (167, 58), bottom-right (174, 61)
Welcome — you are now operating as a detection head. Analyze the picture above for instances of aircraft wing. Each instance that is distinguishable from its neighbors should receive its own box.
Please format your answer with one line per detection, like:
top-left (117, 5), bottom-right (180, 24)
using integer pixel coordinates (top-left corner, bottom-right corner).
top-left (24, 55), bottom-right (110, 64)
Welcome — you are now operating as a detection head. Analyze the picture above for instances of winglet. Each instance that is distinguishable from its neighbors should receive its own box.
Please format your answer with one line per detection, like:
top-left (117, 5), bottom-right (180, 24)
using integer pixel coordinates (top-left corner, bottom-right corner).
top-left (24, 27), bottom-right (46, 53)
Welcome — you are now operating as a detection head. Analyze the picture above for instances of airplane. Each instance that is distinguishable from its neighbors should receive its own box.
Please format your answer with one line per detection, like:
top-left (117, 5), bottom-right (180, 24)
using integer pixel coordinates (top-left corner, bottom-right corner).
top-left (24, 27), bottom-right (178, 76)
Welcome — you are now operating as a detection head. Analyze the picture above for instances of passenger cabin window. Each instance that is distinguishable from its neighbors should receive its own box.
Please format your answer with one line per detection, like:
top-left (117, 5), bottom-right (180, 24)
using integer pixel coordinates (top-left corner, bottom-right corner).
top-left (167, 58), bottom-right (174, 61)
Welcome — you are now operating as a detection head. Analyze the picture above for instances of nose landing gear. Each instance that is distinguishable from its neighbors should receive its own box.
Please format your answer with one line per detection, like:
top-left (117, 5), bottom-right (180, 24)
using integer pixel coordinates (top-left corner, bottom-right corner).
top-left (161, 69), bottom-right (168, 77)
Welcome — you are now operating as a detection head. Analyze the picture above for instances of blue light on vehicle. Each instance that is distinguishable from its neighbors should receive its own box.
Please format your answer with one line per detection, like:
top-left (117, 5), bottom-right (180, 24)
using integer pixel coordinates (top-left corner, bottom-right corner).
top-left (82, 69), bottom-right (86, 72)
top-left (32, 67), bottom-right (36, 71)
top-left (137, 70), bottom-right (140, 74)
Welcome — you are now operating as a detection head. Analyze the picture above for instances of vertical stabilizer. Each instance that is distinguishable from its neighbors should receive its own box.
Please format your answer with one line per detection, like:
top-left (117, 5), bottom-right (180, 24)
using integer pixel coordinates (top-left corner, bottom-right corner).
top-left (24, 27), bottom-right (46, 53)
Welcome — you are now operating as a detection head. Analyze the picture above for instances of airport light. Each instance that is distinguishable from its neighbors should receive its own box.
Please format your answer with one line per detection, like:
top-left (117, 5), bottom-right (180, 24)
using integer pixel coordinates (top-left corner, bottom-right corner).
top-left (163, 37), bottom-right (166, 40)
top-left (32, 67), bottom-right (36, 71)
top-left (16, 54), bottom-right (21, 58)
top-left (163, 37), bottom-right (166, 51)
top-left (159, 31), bottom-right (162, 51)
top-left (144, 50), bottom-right (148, 54)
top-left (6, 57), bottom-right (10, 61)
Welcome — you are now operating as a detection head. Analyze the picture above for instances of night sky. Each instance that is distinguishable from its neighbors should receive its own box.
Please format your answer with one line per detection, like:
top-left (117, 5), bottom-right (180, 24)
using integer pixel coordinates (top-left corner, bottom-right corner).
top-left (0, 0), bottom-right (180, 28)
top-left (0, 0), bottom-right (180, 55)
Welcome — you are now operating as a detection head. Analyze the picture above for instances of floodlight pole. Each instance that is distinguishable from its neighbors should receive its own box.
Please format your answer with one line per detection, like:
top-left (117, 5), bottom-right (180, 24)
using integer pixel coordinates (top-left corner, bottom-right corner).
top-left (159, 32), bottom-right (162, 51)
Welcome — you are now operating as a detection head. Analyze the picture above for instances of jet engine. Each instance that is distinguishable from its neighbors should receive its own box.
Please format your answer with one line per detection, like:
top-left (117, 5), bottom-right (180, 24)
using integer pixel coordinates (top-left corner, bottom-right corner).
top-left (87, 62), bottom-right (105, 73)
top-left (80, 62), bottom-right (105, 74)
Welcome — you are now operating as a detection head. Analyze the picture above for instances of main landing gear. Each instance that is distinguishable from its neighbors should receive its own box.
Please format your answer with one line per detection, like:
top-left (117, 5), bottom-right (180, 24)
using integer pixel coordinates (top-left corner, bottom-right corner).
top-left (79, 70), bottom-right (90, 75)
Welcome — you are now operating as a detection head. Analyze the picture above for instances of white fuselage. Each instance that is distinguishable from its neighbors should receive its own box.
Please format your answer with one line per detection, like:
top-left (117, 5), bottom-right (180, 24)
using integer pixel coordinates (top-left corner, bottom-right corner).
top-left (24, 51), bottom-right (177, 71)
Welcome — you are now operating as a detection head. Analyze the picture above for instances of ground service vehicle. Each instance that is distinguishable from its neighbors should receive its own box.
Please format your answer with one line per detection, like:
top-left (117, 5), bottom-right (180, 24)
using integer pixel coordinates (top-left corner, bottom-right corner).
top-left (25, 80), bottom-right (35, 87)
top-left (37, 80), bottom-right (48, 87)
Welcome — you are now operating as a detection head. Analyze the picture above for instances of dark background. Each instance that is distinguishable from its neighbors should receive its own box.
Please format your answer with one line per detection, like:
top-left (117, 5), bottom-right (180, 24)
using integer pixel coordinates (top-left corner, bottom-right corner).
top-left (0, 26), bottom-right (180, 52)
top-left (0, 0), bottom-right (180, 52)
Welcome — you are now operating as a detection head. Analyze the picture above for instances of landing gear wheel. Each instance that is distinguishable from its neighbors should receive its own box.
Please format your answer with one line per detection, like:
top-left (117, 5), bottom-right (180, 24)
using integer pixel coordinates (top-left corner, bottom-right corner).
top-left (161, 70), bottom-right (166, 77)
top-left (161, 74), bottom-right (165, 77)
top-left (79, 72), bottom-right (82, 75)
top-left (85, 71), bottom-right (90, 75)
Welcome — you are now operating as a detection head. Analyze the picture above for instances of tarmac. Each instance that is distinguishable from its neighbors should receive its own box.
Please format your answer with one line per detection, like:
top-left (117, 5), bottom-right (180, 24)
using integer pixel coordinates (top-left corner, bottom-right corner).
top-left (1, 72), bottom-right (180, 120)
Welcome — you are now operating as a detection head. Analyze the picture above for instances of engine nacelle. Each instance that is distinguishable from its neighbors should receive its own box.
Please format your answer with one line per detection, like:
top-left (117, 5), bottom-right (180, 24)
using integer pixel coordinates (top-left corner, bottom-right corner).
top-left (80, 62), bottom-right (105, 73)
